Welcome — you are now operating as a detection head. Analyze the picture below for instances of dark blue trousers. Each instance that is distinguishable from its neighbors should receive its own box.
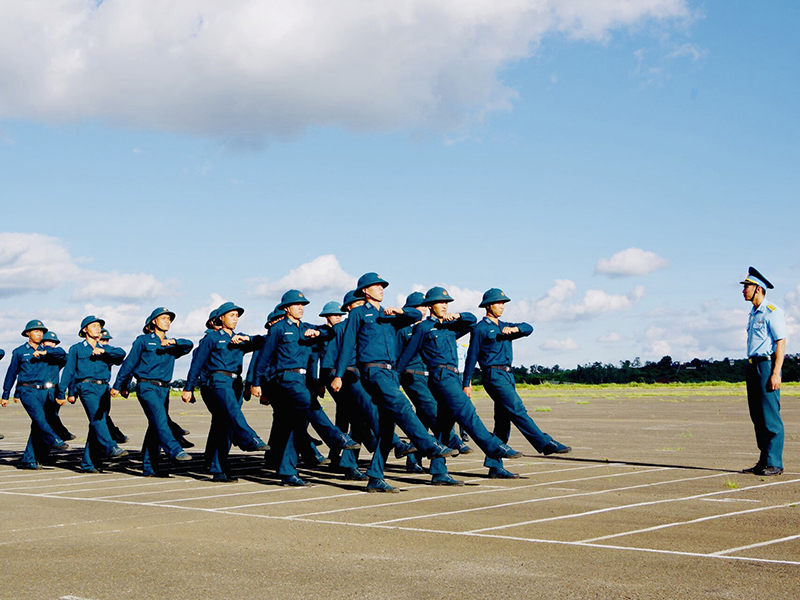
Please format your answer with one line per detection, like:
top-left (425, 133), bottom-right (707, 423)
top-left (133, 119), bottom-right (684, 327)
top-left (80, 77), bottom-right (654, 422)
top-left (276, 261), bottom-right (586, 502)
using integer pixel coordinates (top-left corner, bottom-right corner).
top-left (401, 372), bottom-right (462, 468)
top-left (746, 361), bottom-right (784, 469)
top-left (360, 367), bottom-right (443, 480)
top-left (427, 368), bottom-right (503, 476)
top-left (76, 382), bottom-right (117, 471)
top-left (483, 369), bottom-right (552, 469)
top-left (308, 395), bottom-right (358, 470)
top-left (137, 383), bottom-right (184, 476)
top-left (45, 390), bottom-right (72, 441)
top-left (19, 388), bottom-right (64, 467)
top-left (270, 373), bottom-right (312, 477)
top-left (201, 375), bottom-right (258, 476)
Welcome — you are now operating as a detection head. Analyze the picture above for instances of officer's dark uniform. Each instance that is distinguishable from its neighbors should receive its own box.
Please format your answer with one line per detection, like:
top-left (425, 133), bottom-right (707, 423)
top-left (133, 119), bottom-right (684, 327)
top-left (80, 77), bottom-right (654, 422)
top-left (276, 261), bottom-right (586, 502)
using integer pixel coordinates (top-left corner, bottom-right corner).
top-left (3, 320), bottom-right (69, 469)
top-left (398, 287), bottom-right (522, 485)
top-left (740, 268), bottom-right (787, 475)
top-left (184, 302), bottom-right (267, 482)
top-left (463, 288), bottom-right (570, 478)
top-left (334, 273), bottom-right (456, 492)
top-left (113, 307), bottom-right (193, 476)
top-left (40, 331), bottom-right (74, 442)
top-left (100, 328), bottom-right (128, 444)
top-left (58, 316), bottom-right (128, 472)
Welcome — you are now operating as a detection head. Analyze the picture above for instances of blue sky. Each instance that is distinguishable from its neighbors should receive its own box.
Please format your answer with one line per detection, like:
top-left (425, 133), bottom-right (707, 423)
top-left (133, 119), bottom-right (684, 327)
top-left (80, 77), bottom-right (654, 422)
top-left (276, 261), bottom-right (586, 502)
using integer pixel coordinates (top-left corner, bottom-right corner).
top-left (1, 1), bottom-right (798, 378)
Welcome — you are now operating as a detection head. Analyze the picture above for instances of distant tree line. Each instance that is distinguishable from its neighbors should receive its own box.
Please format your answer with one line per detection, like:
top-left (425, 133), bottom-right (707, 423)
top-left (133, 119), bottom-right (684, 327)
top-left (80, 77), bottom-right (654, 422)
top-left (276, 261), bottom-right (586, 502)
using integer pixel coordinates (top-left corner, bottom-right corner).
top-left (469, 354), bottom-right (800, 385)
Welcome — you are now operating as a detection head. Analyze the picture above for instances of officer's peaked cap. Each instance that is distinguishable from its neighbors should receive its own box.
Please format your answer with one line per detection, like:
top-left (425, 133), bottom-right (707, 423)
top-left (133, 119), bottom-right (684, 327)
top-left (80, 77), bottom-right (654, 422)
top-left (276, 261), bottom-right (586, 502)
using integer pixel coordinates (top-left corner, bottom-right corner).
top-left (740, 267), bottom-right (774, 290)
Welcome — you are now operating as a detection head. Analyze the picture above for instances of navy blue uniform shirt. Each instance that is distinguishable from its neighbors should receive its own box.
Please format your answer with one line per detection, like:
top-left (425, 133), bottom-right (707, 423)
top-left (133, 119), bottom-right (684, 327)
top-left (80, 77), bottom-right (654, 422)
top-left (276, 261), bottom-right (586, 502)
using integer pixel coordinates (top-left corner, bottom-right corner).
top-left (58, 341), bottom-right (126, 399)
top-left (396, 321), bottom-right (428, 372)
top-left (462, 317), bottom-right (533, 386)
top-left (3, 343), bottom-right (67, 399)
top-left (114, 333), bottom-right (194, 391)
top-left (334, 303), bottom-right (422, 378)
top-left (397, 313), bottom-right (476, 373)
top-left (184, 330), bottom-right (263, 392)
top-left (254, 318), bottom-right (332, 383)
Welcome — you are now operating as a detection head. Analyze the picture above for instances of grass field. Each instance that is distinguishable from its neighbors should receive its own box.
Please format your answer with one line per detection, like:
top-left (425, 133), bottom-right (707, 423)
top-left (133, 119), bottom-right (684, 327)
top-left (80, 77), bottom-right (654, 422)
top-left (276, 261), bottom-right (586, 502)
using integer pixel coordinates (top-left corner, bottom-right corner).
top-left (0, 383), bottom-right (798, 599)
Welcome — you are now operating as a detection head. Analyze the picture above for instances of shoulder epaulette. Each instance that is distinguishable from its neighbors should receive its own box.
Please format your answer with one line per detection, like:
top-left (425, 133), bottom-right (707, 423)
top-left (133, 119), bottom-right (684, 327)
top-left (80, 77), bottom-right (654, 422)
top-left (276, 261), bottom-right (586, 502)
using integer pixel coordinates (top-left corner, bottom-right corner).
top-left (767, 304), bottom-right (777, 312)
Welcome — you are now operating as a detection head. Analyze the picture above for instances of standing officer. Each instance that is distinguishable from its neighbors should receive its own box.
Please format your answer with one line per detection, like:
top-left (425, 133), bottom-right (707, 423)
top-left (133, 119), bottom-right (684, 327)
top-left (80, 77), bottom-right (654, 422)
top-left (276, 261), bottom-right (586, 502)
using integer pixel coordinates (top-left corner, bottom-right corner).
top-left (111, 307), bottom-right (193, 477)
top-left (252, 290), bottom-right (360, 486)
top-left (40, 331), bottom-right (74, 443)
top-left (463, 288), bottom-right (570, 479)
top-left (2, 320), bottom-right (70, 469)
top-left (331, 273), bottom-right (458, 493)
top-left (398, 287), bottom-right (523, 486)
top-left (740, 267), bottom-right (788, 476)
top-left (58, 316), bottom-right (128, 472)
top-left (100, 328), bottom-right (128, 445)
top-left (182, 302), bottom-right (268, 482)
top-left (397, 291), bottom-right (472, 475)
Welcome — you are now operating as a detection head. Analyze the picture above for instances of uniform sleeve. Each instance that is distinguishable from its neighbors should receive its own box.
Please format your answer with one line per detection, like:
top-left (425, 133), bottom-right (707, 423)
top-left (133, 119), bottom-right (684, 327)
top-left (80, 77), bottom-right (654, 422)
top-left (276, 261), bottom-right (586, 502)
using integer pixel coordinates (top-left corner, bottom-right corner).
top-left (245, 349), bottom-right (260, 384)
top-left (436, 312), bottom-right (477, 339)
top-left (58, 347), bottom-right (78, 400)
top-left (497, 321), bottom-right (533, 341)
top-left (768, 308), bottom-right (788, 342)
top-left (167, 338), bottom-right (194, 357)
top-left (334, 310), bottom-right (361, 378)
top-left (2, 350), bottom-right (21, 400)
top-left (462, 328), bottom-right (481, 387)
top-left (113, 338), bottom-right (143, 392)
top-left (237, 334), bottom-right (265, 354)
top-left (102, 345), bottom-right (126, 366)
top-left (254, 329), bottom-right (280, 384)
top-left (388, 307), bottom-right (421, 330)
top-left (397, 323), bottom-right (426, 373)
top-left (43, 347), bottom-right (68, 367)
top-left (185, 337), bottom-right (212, 392)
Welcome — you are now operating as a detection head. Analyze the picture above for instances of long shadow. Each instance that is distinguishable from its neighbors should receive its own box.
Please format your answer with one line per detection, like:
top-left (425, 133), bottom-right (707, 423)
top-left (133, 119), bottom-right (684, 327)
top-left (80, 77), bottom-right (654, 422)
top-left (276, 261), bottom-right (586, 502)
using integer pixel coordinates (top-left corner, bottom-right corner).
top-left (536, 454), bottom-right (742, 473)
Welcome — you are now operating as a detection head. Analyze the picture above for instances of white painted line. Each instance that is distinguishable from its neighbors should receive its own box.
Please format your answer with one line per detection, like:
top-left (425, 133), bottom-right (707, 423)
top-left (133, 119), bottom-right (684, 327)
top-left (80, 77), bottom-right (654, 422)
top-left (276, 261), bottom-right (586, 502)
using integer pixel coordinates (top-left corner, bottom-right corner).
top-left (700, 498), bottom-right (761, 503)
top-left (0, 477), bottom-right (131, 492)
top-left (94, 485), bottom-right (226, 500)
top-left (468, 476), bottom-right (800, 534)
top-left (288, 464), bottom-right (618, 519)
top-left (148, 485), bottom-right (301, 504)
top-left (370, 468), bottom-right (675, 526)
top-left (218, 490), bottom-right (366, 511)
top-left (579, 497), bottom-right (800, 543)
top-left (711, 533), bottom-right (800, 556)
top-left (0, 473), bottom-right (104, 486)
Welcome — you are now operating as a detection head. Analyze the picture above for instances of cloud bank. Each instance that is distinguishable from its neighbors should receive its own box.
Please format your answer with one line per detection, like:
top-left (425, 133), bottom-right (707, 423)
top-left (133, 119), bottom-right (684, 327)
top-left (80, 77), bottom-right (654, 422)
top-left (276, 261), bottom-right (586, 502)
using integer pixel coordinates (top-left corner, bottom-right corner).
top-left (595, 248), bottom-right (670, 277)
top-left (0, 1), bottom-right (690, 140)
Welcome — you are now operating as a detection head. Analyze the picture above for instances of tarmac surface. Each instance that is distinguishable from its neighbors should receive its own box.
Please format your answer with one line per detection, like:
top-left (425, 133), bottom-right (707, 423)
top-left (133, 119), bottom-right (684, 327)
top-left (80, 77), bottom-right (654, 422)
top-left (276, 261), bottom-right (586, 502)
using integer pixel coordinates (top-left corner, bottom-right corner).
top-left (0, 384), bottom-right (798, 599)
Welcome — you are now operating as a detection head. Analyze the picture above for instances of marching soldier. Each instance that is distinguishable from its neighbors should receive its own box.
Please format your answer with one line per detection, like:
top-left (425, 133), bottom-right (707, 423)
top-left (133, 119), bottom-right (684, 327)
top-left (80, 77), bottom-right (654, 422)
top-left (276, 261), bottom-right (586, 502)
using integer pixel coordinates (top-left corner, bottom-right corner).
top-left (58, 316), bottom-right (128, 473)
top-left (398, 287), bottom-right (522, 486)
top-left (331, 273), bottom-right (458, 493)
top-left (463, 288), bottom-right (570, 479)
top-left (182, 302), bottom-right (268, 482)
top-left (2, 320), bottom-right (70, 469)
top-left (740, 268), bottom-right (788, 476)
top-left (100, 328), bottom-right (129, 444)
top-left (111, 307), bottom-right (193, 477)
top-left (40, 331), bottom-right (74, 442)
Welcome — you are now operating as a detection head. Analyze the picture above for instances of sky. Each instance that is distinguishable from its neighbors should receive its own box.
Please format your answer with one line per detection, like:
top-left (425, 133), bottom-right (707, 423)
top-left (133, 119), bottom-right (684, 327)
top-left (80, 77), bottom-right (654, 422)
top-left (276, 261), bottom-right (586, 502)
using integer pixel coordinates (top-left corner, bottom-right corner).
top-left (1, 1), bottom-right (799, 380)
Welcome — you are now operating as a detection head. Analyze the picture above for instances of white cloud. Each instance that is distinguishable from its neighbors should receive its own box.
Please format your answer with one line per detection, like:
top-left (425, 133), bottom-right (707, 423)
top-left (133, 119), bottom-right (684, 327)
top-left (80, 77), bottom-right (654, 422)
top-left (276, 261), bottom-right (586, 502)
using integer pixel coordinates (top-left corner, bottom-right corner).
top-left (170, 293), bottom-right (226, 338)
top-left (0, 233), bottom-right (82, 297)
top-left (595, 247), bottom-right (669, 277)
top-left (71, 271), bottom-right (175, 301)
top-left (0, 1), bottom-right (690, 141)
top-left (395, 284), bottom-right (483, 314)
top-left (251, 255), bottom-right (356, 302)
top-left (597, 332), bottom-right (624, 343)
top-left (519, 279), bottom-right (644, 322)
top-left (540, 338), bottom-right (578, 353)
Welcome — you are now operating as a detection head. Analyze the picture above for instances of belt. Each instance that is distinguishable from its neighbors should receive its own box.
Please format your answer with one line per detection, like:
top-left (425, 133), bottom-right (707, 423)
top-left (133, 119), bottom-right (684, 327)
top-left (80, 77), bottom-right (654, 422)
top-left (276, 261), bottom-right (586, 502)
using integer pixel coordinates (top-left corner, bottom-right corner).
top-left (748, 356), bottom-right (771, 365)
top-left (17, 382), bottom-right (54, 390)
top-left (346, 367), bottom-right (360, 374)
top-left (279, 368), bottom-right (307, 375)
top-left (361, 362), bottom-right (392, 370)
top-left (136, 378), bottom-right (171, 388)
top-left (486, 365), bottom-right (512, 372)
top-left (403, 369), bottom-right (429, 377)
top-left (75, 378), bottom-right (109, 385)
top-left (209, 370), bottom-right (241, 379)
top-left (432, 365), bottom-right (459, 374)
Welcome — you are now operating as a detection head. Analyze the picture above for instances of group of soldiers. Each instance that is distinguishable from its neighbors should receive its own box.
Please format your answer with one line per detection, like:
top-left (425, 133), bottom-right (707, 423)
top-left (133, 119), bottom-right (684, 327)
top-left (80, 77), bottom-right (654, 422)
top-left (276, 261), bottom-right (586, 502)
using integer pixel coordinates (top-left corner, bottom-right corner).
top-left (0, 271), bottom-right (571, 492)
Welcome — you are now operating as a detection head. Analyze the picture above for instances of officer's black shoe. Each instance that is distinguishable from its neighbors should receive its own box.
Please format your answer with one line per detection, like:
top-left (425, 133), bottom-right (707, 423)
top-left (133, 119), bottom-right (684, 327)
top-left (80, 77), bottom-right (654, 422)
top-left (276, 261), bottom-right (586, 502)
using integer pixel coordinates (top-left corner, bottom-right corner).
top-left (741, 463), bottom-right (766, 474)
top-left (310, 436), bottom-right (324, 447)
top-left (366, 478), bottom-right (399, 493)
top-left (488, 467), bottom-right (520, 479)
top-left (108, 447), bottom-right (129, 460)
top-left (180, 428), bottom-right (191, 436)
top-left (119, 436), bottom-right (130, 444)
top-left (343, 468), bottom-right (369, 481)
top-left (64, 433), bottom-right (77, 441)
top-left (212, 473), bottom-right (239, 483)
top-left (178, 438), bottom-right (195, 448)
top-left (429, 444), bottom-right (458, 459)
top-left (17, 462), bottom-right (42, 470)
top-left (431, 474), bottom-right (464, 486)
top-left (755, 466), bottom-right (783, 476)
top-left (394, 441), bottom-right (417, 459)
top-left (281, 475), bottom-right (312, 487)
top-left (79, 467), bottom-right (100, 474)
top-left (52, 442), bottom-right (70, 451)
top-left (541, 441), bottom-right (571, 456)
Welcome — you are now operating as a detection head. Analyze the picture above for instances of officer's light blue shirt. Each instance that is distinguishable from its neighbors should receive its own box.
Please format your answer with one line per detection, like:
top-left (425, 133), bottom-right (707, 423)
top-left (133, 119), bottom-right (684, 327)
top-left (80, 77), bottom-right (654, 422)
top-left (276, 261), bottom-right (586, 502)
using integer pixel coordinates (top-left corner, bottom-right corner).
top-left (113, 333), bottom-right (194, 391)
top-left (747, 300), bottom-right (787, 358)
top-left (58, 341), bottom-right (126, 399)
top-left (184, 330), bottom-right (264, 392)
top-left (462, 318), bottom-right (533, 387)
top-left (397, 313), bottom-right (476, 373)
